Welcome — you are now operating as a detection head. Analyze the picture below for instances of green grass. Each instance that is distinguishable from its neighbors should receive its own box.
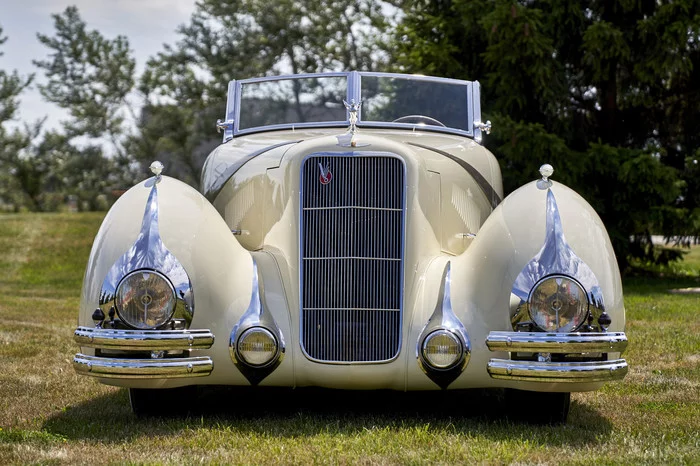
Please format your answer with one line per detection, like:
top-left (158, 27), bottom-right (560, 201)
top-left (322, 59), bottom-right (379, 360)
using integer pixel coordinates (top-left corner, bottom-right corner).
top-left (1, 213), bottom-right (699, 464)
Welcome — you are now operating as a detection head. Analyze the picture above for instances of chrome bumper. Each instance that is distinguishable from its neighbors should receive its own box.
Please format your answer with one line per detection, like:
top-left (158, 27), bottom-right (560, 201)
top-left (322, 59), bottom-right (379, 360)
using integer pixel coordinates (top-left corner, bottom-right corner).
top-left (74, 327), bottom-right (215, 350)
top-left (73, 327), bottom-right (215, 379)
top-left (486, 331), bottom-right (627, 353)
top-left (486, 331), bottom-right (628, 383)
top-left (73, 354), bottom-right (213, 379)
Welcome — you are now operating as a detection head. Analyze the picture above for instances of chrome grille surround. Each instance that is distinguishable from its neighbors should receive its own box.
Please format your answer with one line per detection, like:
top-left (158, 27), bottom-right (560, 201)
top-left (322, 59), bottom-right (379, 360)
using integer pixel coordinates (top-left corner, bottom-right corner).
top-left (299, 152), bottom-right (406, 363)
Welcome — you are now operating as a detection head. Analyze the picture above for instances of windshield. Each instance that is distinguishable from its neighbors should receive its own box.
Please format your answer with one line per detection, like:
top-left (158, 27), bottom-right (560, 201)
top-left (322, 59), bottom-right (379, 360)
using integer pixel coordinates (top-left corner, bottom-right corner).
top-left (225, 72), bottom-right (479, 138)
top-left (238, 76), bottom-right (347, 130)
top-left (360, 75), bottom-right (470, 132)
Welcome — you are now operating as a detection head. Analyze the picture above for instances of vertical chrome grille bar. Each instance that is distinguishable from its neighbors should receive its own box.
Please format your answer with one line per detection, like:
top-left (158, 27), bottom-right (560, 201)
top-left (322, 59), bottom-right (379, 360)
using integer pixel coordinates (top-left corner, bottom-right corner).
top-left (300, 153), bottom-right (405, 363)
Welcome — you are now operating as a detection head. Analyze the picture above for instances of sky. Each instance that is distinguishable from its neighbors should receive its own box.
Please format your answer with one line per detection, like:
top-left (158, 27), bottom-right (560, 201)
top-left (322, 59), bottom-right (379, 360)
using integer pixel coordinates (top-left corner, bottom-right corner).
top-left (0, 0), bottom-right (197, 129)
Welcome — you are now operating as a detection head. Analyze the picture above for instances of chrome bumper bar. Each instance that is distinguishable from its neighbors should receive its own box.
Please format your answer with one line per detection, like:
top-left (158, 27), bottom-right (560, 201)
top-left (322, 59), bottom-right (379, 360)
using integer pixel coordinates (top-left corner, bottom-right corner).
top-left (486, 331), bottom-right (627, 353)
top-left (486, 331), bottom-right (628, 383)
top-left (487, 359), bottom-right (628, 382)
top-left (73, 327), bottom-right (215, 379)
top-left (73, 354), bottom-right (213, 379)
top-left (74, 327), bottom-right (215, 351)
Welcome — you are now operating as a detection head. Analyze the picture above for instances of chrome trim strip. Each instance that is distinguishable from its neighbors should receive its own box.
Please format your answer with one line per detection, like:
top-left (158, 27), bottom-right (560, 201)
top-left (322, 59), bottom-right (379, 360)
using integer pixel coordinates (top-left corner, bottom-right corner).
top-left (486, 331), bottom-right (628, 353)
top-left (234, 122), bottom-right (473, 139)
top-left (235, 122), bottom-right (349, 137)
top-left (73, 354), bottom-right (213, 379)
top-left (303, 257), bottom-right (401, 261)
top-left (487, 358), bottom-right (628, 382)
top-left (303, 205), bottom-right (403, 211)
top-left (471, 81), bottom-right (483, 143)
top-left (221, 79), bottom-right (236, 142)
top-left (99, 179), bottom-right (194, 329)
top-left (406, 141), bottom-right (501, 208)
top-left (74, 327), bottom-right (214, 351)
top-left (237, 71), bottom-right (350, 84)
top-left (304, 307), bottom-right (400, 311)
top-left (299, 152), bottom-right (407, 364)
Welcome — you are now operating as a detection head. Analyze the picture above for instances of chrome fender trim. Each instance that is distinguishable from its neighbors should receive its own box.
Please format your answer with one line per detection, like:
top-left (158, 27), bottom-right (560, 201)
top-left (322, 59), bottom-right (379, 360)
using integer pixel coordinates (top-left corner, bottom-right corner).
top-left (486, 331), bottom-right (627, 353)
top-left (98, 176), bottom-right (195, 329)
top-left (416, 262), bottom-right (471, 389)
top-left (229, 259), bottom-right (285, 385)
top-left (73, 354), bottom-right (213, 379)
top-left (487, 358), bottom-right (628, 383)
top-left (74, 327), bottom-right (215, 351)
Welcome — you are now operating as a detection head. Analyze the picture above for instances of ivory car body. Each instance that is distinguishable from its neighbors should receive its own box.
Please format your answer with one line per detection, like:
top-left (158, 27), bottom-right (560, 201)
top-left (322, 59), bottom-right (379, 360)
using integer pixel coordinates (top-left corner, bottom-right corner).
top-left (74, 72), bottom-right (628, 422)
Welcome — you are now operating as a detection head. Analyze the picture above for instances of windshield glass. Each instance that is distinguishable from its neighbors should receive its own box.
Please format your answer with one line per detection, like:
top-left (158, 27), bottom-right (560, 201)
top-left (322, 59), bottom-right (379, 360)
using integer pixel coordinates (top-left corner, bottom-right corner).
top-left (230, 72), bottom-right (475, 136)
top-left (238, 76), bottom-right (347, 130)
top-left (360, 76), bottom-right (470, 131)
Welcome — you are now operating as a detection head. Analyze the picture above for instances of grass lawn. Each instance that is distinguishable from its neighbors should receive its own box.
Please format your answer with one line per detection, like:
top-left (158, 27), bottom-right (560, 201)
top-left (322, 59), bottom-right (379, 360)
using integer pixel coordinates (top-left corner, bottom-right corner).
top-left (1, 213), bottom-right (698, 464)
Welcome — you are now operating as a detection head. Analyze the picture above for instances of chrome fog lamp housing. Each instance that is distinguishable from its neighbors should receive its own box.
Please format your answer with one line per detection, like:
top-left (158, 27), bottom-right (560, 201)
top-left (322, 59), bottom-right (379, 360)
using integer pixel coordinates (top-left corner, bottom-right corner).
top-left (528, 275), bottom-right (588, 333)
top-left (421, 329), bottom-right (463, 370)
top-left (236, 327), bottom-right (279, 367)
top-left (115, 269), bottom-right (176, 329)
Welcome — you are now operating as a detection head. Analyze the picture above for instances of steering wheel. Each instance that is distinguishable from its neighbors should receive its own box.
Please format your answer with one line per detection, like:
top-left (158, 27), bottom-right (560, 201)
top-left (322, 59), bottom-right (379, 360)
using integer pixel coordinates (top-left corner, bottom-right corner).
top-left (392, 115), bottom-right (446, 127)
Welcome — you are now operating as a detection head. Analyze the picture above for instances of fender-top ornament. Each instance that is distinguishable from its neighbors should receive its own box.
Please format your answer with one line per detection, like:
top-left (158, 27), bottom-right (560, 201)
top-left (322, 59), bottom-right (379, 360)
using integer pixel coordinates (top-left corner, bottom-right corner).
top-left (149, 161), bottom-right (164, 182)
top-left (537, 163), bottom-right (554, 190)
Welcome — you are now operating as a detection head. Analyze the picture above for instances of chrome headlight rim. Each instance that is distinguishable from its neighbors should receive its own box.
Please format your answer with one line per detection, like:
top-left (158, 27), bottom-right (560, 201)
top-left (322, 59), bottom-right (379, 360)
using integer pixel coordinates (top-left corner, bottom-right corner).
top-left (236, 326), bottom-right (280, 368)
top-left (114, 268), bottom-right (177, 330)
top-left (420, 329), bottom-right (464, 371)
top-left (527, 274), bottom-right (589, 333)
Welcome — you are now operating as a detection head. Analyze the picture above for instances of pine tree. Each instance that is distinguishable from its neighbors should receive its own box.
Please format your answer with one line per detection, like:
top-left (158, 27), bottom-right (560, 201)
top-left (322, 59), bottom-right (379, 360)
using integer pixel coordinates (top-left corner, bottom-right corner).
top-left (395, 0), bottom-right (700, 267)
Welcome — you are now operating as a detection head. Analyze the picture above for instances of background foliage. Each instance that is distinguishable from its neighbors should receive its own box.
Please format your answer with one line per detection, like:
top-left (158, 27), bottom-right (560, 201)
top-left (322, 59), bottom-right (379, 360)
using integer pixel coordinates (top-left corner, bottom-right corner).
top-left (395, 0), bottom-right (700, 268)
top-left (0, 1), bottom-right (699, 268)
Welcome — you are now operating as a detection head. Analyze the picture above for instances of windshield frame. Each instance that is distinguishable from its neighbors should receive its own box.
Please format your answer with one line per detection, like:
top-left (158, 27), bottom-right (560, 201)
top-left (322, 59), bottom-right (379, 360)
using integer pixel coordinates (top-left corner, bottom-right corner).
top-left (221, 71), bottom-right (483, 141)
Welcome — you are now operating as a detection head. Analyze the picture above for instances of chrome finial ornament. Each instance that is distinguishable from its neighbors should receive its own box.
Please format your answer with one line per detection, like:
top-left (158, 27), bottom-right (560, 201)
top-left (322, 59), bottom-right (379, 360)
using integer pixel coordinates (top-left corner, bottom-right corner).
top-left (537, 163), bottom-right (554, 190)
top-left (343, 99), bottom-right (362, 147)
top-left (149, 161), bottom-right (164, 182)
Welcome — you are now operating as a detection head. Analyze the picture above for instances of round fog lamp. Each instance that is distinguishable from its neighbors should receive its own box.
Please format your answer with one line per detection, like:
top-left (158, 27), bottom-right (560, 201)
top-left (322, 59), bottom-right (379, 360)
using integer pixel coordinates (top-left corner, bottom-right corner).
top-left (422, 330), bottom-right (463, 369)
top-left (237, 327), bottom-right (278, 367)
top-left (528, 275), bottom-right (588, 332)
top-left (115, 269), bottom-right (176, 329)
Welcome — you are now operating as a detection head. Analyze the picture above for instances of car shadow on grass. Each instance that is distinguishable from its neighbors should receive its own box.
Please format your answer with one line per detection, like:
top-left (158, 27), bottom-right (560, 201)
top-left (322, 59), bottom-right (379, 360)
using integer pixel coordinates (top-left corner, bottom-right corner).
top-left (42, 386), bottom-right (612, 447)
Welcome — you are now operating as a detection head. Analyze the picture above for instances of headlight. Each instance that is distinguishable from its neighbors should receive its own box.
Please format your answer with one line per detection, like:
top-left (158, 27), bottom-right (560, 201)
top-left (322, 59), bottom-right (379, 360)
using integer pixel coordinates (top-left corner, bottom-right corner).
top-left (237, 327), bottom-right (278, 367)
top-left (528, 275), bottom-right (588, 332)
top-left (421, 330), bottom-right (463, 369)
top-left (115, 269), bottom-right (176, 329)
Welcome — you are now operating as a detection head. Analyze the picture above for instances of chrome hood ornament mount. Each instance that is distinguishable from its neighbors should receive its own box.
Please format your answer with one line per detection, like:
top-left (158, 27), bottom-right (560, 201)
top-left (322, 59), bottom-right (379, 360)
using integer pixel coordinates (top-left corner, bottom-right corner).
top-left (337, 99), bottom-right (368, 148)
top-left (417, 262), bottom-right (471, 389)
top-left (511, 184), bottom-right (607, 331)
top-left (99, 164), bottom-right (194, 328)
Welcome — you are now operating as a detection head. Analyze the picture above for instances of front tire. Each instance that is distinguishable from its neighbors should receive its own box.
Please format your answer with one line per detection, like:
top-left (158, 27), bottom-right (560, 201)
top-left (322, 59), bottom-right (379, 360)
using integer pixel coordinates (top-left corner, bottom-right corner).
top-left (504, 389), bottom-right (571, 424)
top-left (129, 386), bottom-right (198, 418)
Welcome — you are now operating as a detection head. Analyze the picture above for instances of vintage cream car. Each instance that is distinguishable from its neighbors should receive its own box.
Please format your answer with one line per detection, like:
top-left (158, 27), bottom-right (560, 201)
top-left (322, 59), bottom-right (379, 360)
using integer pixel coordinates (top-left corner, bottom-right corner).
top-left (73, 72), bottom-right (628, 423)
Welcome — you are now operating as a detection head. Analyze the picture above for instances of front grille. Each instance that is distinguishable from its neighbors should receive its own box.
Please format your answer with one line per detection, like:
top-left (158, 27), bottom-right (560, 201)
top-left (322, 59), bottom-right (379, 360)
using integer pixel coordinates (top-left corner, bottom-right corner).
top-left (300, 154), bottom-right (405, 362)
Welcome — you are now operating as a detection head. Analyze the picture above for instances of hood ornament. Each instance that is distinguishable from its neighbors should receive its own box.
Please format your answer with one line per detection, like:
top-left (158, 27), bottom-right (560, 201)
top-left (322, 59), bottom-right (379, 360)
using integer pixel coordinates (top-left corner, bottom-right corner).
top-left (318, 162), bottom-right (333, 185)
top-left (342, 99), bottom-right (363, 147)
